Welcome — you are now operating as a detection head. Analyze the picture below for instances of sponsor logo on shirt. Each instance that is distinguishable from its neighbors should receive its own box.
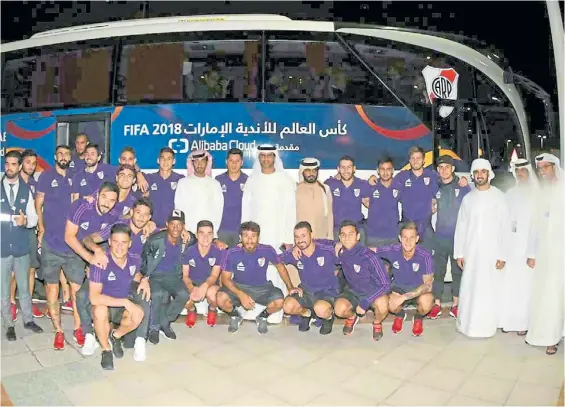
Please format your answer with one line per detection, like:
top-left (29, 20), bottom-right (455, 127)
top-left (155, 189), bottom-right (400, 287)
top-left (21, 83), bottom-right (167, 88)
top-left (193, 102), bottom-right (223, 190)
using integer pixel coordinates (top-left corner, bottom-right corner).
top-left (108, 271), bottom-right (116, 281)
top-left (154, 249), bottom-right (160, 259)
top-left (455, 189), bottom-right (460, 197)
top-left (132, 184), bottom-right (138, 192)
top-left (296, 261), bottom-right (304, 270)
top-left (97, 171), bottom-right (104, 180)
top-left (151, 183), bottom-right (158, 191)
top-left (188, 259), bottom-right (196, 267)
top-left (221, 184), bottom-right (227, 193)
top-left (129, 265), bottom-right (136, 276)
top-left (20, 198), bottom-right (26, 204)
top-left (333, 188), bottom-right (340, 197)
top-left (80, 222), bottom-right (90, 230)
top-left (236, 261), bottom-right (245, 271)
top-left (51, 179), bottom-right (58, 188)
top-left (30, 185), bottom-right (35, 194)
top-left (141, 235), bottom-right (147, 244)
top-left (317, 256), bottom-right (325, 266)
top-left (80, 178), bottom-right (87, 187)
top-left (208, 257), bottom-right (216, 266)
top-left (372, 190), bottom-right (380, 199)
top-left (353, 264), bottom-right (361, 273)
top-left (412, 263), bottom-right (420, 272)
top-left (258, 257), bottom-right (265, 267)
top-left (354, 188), bottom-right (360, 197)
top-left (404, 179), bottom-right (412, 187)
top-left (424, 177), bottom-right (430, 186)
top-left (171, 182), bottom-right (177, 190)
top-left (392, 261), bottom-right (400, 269)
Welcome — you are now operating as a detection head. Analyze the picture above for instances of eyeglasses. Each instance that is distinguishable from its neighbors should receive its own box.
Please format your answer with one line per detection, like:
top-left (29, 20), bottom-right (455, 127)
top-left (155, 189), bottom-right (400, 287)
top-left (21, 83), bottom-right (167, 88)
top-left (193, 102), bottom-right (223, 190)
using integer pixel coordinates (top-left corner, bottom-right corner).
top-left (537, 164), bottom-right (554, 170)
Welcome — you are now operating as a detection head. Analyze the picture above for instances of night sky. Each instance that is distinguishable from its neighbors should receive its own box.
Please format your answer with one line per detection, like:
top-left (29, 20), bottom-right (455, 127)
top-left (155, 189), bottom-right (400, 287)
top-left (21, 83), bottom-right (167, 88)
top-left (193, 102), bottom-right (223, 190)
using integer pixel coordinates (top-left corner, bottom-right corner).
top-left (1, 1), bottom-right (562, 145)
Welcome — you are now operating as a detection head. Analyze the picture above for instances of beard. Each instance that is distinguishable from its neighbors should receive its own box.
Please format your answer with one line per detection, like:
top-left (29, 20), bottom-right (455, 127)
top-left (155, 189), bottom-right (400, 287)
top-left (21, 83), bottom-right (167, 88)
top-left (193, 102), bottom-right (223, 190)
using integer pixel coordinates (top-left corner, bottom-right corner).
top-left (56, 160), bottom-right (70, 169)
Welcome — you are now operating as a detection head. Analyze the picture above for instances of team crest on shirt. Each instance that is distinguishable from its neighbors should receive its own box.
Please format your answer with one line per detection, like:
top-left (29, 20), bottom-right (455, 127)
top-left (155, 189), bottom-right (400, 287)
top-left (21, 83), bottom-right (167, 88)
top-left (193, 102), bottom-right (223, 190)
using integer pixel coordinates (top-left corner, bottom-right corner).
top-left (171, 182), bottom-right (177, 190)
top-left (108, 271), bottom-right (116, 281)
top-left (141, 235), bottom-right (147, 244)
top-left (455, 189), bottom-right (460, 197)
top-left (373, 190), bottom-right (380, 199)
top-left (80, 222), bottom-right (90, 230)
top-left (97, 171), bottom-right (104, 180)
top-left (424, 177), bottom-right (430, 186)
top-left (123, 206), bottom-right (130, 215)
top-left (208, 258), bottom-right (216, 266)
top-left (317, 257), bottom-right (325, 266)
top-left (51, 179), bottom-right (58, 188)
top-left (392, 261), bottom-right (400, 269)
top-left (405, 179), bottom-right (412, 187)
top-left (393, 189), bottom-right (399, 198)
top-left (132, 184), bottom-right (138, 192)
top-left (240, 183), bottom-right (245, 191)
top-left (101, 223), bottom-right (108, 230)
top-left (353, 264), bottom-right (361, 273)
top-left (68, 179), bottom-right (72, 186)
top-left (354, 188), bottom-right (360, 197)
top-left (221, 184), bottom-right (227, 193)
top-left (436, 191), bottom-right (441, 199)
top-left (333, 188), bottom-right (340, 197)
top-left (129, 265), bottom-right (136, 276)
top-left (236, 262), bottom-right (245, 271)
top-left (412, 263), bottom-right (420, 272)
top-left (258, 257), bottom-right (265, 267)
top-left (151, 183), bottom-right (158, 191)
top-left (80, 178), bottom-right (87, 187)
top-left (188, 259), bottom-right (196, 267)
top-left (296, 261), bottom-right (304, 270)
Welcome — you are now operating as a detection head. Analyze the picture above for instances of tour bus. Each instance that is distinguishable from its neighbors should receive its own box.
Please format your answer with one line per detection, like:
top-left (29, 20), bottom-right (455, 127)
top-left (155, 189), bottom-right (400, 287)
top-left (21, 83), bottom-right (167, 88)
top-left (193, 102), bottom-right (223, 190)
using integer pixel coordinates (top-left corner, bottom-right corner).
top-left (1, 14), bottom-right (534, 181)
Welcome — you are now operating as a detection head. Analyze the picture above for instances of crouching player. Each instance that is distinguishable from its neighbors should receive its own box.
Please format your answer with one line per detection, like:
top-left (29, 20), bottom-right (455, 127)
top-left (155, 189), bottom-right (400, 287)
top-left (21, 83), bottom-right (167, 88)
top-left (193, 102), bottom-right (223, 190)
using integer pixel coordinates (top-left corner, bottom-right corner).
top-left (182, 220), bottom-right (222, 328)
top-left (89, 224), bottom-right (151, 370)
top-left (370, 221), bottom-right (434, 336)
top-left (281, 221), bottom-right (341, 335)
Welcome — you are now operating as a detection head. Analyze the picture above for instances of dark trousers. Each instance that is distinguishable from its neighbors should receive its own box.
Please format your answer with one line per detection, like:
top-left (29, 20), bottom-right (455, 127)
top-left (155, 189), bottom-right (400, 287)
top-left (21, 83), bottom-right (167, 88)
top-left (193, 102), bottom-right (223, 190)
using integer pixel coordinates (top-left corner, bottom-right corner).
top-left (148, 272), bottom-right (189, 332)
top-left (431, 236), bottom-right (462, 299)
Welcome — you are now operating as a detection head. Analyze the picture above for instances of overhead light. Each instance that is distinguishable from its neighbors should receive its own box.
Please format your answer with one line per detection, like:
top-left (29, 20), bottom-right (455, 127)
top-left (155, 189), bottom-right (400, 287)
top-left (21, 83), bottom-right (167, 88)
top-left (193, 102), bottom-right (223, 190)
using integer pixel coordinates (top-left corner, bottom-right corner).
top-left (491, 96), bottom-right (499, 101)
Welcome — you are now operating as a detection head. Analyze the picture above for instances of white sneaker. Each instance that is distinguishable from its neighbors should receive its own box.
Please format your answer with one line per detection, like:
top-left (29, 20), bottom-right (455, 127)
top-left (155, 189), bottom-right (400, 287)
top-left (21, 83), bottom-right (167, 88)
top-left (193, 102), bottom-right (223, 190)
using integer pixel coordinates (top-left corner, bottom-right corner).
top-left (81, 333), bottom-right (99, 356)
top-left (133, 337), bottom-right (146, 362)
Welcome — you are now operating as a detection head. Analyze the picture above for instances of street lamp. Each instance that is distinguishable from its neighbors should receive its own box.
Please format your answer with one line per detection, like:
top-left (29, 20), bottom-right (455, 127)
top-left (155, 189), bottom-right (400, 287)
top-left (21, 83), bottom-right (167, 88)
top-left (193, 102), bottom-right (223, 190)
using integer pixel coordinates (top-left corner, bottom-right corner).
top-left (537, 134), bottom-right (547, 149)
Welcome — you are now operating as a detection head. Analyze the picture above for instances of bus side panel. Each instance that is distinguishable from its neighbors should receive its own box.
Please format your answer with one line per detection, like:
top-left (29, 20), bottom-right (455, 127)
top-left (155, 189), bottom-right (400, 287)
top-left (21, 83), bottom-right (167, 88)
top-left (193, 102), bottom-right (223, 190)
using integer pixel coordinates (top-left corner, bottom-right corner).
top-left (1, 113), bottom-right (57, 172)
top-left (109, 102), bottom-right (432, 171)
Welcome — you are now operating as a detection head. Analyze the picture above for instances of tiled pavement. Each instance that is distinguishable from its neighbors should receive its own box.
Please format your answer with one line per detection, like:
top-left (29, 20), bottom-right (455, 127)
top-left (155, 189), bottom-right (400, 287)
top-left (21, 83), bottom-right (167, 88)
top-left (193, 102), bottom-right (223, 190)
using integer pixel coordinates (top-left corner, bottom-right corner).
top-left (1, 311), bottom-right (563, 406)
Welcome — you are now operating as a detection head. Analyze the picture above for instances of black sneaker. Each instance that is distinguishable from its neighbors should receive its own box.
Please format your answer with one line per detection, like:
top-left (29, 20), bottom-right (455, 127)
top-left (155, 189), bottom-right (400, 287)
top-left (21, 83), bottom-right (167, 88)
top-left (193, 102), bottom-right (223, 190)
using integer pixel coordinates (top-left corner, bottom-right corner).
top-left (24, 321), bottom-right (44, 334)
top-left (6, 327), bottom-right (16, 341)
top-left (148, 330), bottom-right (160, 345)
top-left (319, 317), bottom-right (334, 335)
top-left (298, 315), bottom-right (312, 332)
top-left (101, 350), bottom-right (114, 370)
top-left (160, 324), bottom-right (176, 340)
top-left (109, 330), bottom-right (124, 358)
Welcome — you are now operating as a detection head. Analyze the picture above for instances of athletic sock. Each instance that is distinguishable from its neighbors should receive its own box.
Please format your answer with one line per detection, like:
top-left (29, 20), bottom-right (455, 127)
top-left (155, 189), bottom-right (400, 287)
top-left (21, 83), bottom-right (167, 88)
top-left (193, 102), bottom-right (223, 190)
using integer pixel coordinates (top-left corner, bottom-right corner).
top-left (395, 309), bottom-right (406, 319)
top-left (258, 309), bottom-right (270, 319)
top-left (414, 313), bottom-right (424, 320)
top-left (228, 308), bottom-right (240, 317)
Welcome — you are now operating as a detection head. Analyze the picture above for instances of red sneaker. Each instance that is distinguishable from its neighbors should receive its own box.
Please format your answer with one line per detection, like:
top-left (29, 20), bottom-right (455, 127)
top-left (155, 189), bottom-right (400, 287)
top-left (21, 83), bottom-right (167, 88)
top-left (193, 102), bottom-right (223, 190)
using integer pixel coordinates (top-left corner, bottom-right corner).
top-left (62, 300), bottom-right (73, 311)
top-left (392, 314), bottom-right (406, 334)
top-left (10, 303), bottom-right (17, 322)
top-left (412, 317), bottom-right (424, 337)
top-left (73, 328), bottom-right (85, 347)
top-left (185, 310), bottom-right (197, 328)
top-left (54, 332), bottom-right (65, 350)
top-left (372, 322), bottom-right (383, 341)
top-left (449, 306), bottom-right (458, 319)
top-left (428, 304), bottom-right (442, 319)
top-left (32, 305), bottom-right (44, 318)
top-left (206, 309), bottom-right (217, 327)
top-left (342, 315), bottom-right (359, 336)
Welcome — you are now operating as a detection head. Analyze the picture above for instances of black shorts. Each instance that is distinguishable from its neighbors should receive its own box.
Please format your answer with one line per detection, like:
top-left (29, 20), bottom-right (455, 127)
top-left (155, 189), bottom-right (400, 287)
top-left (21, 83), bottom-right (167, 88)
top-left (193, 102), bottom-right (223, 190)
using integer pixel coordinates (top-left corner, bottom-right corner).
top-left (390, 284), bottom-right (419, 307)
top-left (337, 286), bottom-right (363, 310)
top-left (108, 306), bottom-right (126, 324)
top-left (219, 282), bottom-right (284, 307)
top-left (289, 286), bottom-right (336, 309)
top-left (40, 240), bottom-right (86, 285)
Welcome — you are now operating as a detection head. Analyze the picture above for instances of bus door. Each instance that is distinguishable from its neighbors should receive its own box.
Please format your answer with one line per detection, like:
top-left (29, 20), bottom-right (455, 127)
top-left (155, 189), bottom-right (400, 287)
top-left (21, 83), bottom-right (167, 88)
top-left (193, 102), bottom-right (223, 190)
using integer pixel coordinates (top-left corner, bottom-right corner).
top-left (56, 113), bottom-right (111, 163)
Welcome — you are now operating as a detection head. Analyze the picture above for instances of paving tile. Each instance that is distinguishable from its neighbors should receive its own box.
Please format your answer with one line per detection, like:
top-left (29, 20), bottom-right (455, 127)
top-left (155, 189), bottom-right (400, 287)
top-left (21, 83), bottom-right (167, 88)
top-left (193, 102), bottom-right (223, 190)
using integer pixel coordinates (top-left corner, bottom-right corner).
top-left (63, 379), bottom-right (131, 406)
top-left (106, 369), bottom-right (178, 399)
top-left (134, 388), bottom-right (206, 406)
top-left (518, 357), bottom-right (564, 388)
top-left (365, 352), bottom-right (427, 380)
top-left (410, 364), bottom-right (468, 393)
top-left (153, 355), bottom-right (221, 385)
top-left (34, 347), bottom-right (84, 368)
top-left (194, 343), bottom-right (253, 368)
top-left (224, 389), bottom-right (290, 406)
top-left (263, 345), bottom-right (323, 371)
top-left (306, 388), bottom-right (376, 406)
top-left (43, 360), bottom-right (106, 388)
top-left (446, 394), bottom-right (499, 406)
top-left (457, 373), bottom-right (516, 404)
top-left (1, 338), bottom-right (30, 356)
top-left (506, 381), bottom-right (562, 406)
top-left (234, 334), bottom-right (286, 356)
top-left (385, 341), bottom-right (444, 363)
top-left (1, 370), bottom-right (72, 406)
top-left (318, 346), bottom-right (388, 369)
top-left (23, 332), bottom-right (58, 352)
top-left (341, 370), bottom-right (403, 403)
top-left (429, 347), bottom-right (485, 372)
top-left (385, 382), bottom-right (452, 406)
top-left (474, 355), bottom-right (526, 381)
top-left (183, 371), bottom-right (253, 405)
top-left (1, 352), bottom-right (43, 378)
top-left (264, 372), bottom-right (327, 405)
top-left (226, 358), bottom-right (292, 387)
top-left (299, 355), bottom-right (359, 385)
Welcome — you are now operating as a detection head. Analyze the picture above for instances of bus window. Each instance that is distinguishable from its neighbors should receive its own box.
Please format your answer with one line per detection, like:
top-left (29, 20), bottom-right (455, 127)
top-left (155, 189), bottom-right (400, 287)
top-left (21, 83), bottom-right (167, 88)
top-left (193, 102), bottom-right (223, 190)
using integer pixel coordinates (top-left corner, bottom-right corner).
top-left (265, 32), bottom-right (401, 106)
top-left (1, 44), bottom-right (113, 112)
top-left (117, 32), bottom-right (261, 104)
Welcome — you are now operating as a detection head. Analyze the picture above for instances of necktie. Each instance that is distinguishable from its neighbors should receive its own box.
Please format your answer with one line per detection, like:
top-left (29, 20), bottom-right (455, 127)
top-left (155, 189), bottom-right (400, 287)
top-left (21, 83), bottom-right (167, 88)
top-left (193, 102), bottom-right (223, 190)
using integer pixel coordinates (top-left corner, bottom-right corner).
top-left (8, 183), bottom-right (15, 207)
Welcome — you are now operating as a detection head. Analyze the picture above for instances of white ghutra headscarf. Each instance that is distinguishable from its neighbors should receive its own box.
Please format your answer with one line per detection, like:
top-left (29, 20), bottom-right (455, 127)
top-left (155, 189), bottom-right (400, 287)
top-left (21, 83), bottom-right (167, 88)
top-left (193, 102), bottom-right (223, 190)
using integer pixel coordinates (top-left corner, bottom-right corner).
top-left (535, 152), bottom-right (563, 180)
top-left (250, 144), bottom-right (285, 179)
top-left (510, 158), bottom-right (539, 189)
top-left (471, 158), bottom-right (495, 181)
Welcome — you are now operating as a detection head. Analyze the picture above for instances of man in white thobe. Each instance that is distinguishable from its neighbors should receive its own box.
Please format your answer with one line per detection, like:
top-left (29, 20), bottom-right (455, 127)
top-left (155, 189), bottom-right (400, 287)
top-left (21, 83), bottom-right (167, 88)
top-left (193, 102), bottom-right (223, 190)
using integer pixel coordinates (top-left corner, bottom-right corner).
top-left (525, 153), bottom-right (564, 355)
top-left (499, 159), bottom-right (539, 335)
top-left (454, 158), bottom-right (511, 338)
top-left (241, 144), bottom-right (297, 323)
top-left (174, 150), bottom-right (224, 237)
